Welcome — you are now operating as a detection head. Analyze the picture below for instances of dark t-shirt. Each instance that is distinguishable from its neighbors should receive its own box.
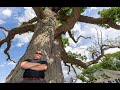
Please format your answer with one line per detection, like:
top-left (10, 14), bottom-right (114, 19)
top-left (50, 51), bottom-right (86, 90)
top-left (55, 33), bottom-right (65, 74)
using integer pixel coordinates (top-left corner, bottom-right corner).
top-left (22, 59), bottom-right (48, 78)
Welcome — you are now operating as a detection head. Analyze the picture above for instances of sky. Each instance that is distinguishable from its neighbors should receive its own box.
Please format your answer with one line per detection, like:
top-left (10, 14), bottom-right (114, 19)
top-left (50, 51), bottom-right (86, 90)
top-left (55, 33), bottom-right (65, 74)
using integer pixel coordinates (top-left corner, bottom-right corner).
top-left (0, 7), bottom-right (120, 83)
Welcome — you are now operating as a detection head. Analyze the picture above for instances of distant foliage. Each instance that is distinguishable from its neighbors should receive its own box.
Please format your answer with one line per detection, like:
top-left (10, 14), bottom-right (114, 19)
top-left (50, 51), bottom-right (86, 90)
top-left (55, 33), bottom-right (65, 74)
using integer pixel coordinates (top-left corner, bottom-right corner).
top-left (102, 51), bottom-right (120, 70)
top-left (67, 51), bottom-right (87, 61)
top-left (98, 7), bottom-right (120, 28)
top-left (78, 51), bottom-right (120, 82)
top-left (99, 7), bottom-right (120, 23)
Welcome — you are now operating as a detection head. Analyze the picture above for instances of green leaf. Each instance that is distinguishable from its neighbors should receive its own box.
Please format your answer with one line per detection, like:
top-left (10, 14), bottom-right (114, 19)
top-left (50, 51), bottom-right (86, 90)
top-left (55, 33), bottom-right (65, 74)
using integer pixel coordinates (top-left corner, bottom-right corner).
top-left (99, 7), bottom-right (120, 23)
top-left (62, 37), bottom-right (69, 48)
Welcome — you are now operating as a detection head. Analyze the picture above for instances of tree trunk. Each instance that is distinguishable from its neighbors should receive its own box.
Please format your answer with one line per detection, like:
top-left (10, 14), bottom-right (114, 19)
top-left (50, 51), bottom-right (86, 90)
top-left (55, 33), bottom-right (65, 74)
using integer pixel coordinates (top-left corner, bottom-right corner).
top-left (5, 15), bottom-right (64, 83)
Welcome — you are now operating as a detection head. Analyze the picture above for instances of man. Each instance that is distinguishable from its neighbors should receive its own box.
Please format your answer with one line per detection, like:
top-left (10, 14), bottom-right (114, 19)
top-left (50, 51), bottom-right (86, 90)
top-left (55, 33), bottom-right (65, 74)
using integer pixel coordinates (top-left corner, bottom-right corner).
top-left (20, 50), bottom-right (48, 83)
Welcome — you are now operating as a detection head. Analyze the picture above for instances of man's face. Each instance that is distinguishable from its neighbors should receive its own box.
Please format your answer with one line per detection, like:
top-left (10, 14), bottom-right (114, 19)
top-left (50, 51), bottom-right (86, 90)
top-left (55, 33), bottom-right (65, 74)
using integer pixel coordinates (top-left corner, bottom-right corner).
top-left (34, 51), bottom-right (42, 59)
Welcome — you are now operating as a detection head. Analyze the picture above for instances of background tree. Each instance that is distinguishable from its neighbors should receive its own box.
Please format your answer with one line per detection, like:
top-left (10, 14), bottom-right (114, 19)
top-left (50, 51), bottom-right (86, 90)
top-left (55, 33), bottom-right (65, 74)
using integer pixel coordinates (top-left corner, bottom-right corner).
top-left (78, 51), bottom-right (120, 83)
top-left (0, 7), bottom-right (120, 83)
top-left (64, 30), bottom-right (120, 83)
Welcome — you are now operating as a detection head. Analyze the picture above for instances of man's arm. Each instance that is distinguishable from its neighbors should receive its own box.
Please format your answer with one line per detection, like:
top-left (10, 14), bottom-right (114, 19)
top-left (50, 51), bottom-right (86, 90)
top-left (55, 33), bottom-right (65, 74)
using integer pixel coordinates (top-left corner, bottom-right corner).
top-left (20, 61), bottom-right (41, 69)
top-left (30, 64), bottom-right (48, 71)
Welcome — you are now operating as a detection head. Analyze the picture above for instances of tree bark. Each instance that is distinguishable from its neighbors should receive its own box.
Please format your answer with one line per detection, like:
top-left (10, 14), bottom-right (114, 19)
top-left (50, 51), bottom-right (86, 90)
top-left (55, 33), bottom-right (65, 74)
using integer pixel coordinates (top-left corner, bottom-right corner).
top-left (5, 10), bottom-right (64, 83)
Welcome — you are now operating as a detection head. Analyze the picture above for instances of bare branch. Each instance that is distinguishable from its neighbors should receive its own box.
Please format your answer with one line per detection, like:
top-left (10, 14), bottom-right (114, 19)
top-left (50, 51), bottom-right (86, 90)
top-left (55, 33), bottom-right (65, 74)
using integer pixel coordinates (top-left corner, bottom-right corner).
top-left (0, 22), bottom-right (36, 62)
top-left (0, 38), bottom-right (7, 48)
top-left (71, 64), bottom-right (77, 76)
top-left (102, 45), bottom-right (120, 51)
top-left (0, 26), bottom-right (9, 32)
top-left (0, 26), bottom-right (9, 38)
top-left (68, 30), bottom-right (91, 43)
top-left (71, 64), bottom-right (77, 83)
top-left (87, 31), bottom-right (120, 66)
top-left (4, 40), bottom-right (16, 63)
top-left (64, 62), bottom-right (71, 75)
top-left (100, 30), bottom-right (103, 45)
top-left (0, 24), bottom-right (35, 48)
top-left (96, 29), bottom-right (100, 45)
top-left (77, 35), bottom-right (91, 40)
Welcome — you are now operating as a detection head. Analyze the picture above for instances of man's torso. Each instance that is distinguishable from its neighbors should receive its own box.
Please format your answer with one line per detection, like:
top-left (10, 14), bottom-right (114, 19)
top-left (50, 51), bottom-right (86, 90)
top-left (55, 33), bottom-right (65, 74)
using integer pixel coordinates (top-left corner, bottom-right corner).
top-left (23, 59), bottom-right (48, 79)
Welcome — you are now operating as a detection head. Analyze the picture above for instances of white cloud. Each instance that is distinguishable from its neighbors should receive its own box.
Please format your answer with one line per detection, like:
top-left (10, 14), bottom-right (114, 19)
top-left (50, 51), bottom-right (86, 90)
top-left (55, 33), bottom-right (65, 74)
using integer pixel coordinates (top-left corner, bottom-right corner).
top-left (89, 7), bottom-right (98, 11)
top-left (14, 32), bottom-right (33, 47)
top-left (64, 15), bottom-right (120, 63)
top-left (61, 61), bottom-right (74, 83)
top-left (102, 28), bottom-right (120, 39)
top-left (7, 62), bottom-right (16, 65)
top-left (17, 7), bottom-right (36, 25)
top-left (105, 48), bottom-right (120, 54)
top-left (0, 48), bottom-right (4, 51)
top-left (0, 78), bottom-right (5, 83)
top-left (61, 61), bottom-right (82, 83)
top-left (75, 79), bottom-right (83, 83)
top-left (65, 46), bottom-right (72, 52)
top-left (0, 19), bottom-right (5, 24)
top-left (0, 62), bottom-right (16, 67)
top-left (16, 43), bottom-right (24, 47)
top-left (2, 8), bottom-right (12, 17)
top-left (2, 30), bottom-right (8, 37)
top-left (0, 64), bottom-right (5, 67)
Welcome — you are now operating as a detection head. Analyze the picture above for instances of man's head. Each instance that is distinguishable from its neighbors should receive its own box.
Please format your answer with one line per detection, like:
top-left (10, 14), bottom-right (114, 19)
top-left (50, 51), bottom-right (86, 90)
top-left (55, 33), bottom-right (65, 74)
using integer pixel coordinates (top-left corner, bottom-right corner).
top-left (34, 50), bottom-right (42, 59)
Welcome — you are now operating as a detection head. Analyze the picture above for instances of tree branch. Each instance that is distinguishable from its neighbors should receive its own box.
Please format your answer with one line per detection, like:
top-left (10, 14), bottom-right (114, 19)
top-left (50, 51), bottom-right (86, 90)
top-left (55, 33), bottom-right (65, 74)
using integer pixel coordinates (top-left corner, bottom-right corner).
top-left (0, 23), bottom-right (36, 62)
top-left (59, 36), bottom-right (99, 68)
top-left (61, 46), bottom-right (100, 68)
top-left (64, 62), bottom-right (71, 75)
top-left (0, 24), bottom-right (35, 48)
top-left (68, 30), bottom-right (91, 43)
top-left (54, 7), bottom-right (80, 39)
top-left (0, 26), bottom-right (9, 32)
top-left (0, 26), bottom-right (9, 38)
top-left (60, 33), bottom-right (120, 69)
top-left (4, 40), bottom-right (16, 63)
top-left (20, 17), bottom-right (38, 26)
top-left (71, 64), bottom-right (78, 83)
top-left (32, 7), bottom-right (45, 19)
top-left (78, 15), bottom-right (120, 30)
top-left (102, 45), bottom-right (120, 51)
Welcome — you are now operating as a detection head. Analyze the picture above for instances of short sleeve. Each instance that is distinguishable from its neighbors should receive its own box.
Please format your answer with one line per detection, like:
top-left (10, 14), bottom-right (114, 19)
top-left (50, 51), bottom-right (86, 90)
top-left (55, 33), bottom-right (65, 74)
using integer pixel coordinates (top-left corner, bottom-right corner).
top-left (24, 59), bottom-right (31, 62)
top-left (40, 61), bottom-right (48, 66)
top-left (40, 61), bottom-right (48, 71)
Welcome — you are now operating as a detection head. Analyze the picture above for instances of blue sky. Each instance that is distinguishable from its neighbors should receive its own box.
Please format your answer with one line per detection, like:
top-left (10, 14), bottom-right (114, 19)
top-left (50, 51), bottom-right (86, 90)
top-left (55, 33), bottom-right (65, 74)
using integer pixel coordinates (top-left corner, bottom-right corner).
top-left (0, 7), bottom-right (120, 83)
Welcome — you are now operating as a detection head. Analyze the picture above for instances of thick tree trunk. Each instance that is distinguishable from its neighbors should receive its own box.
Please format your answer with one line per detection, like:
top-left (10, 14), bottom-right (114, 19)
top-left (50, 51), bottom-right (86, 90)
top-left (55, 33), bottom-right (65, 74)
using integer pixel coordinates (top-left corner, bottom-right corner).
top-left (5, 16), bottom-right (64, 83)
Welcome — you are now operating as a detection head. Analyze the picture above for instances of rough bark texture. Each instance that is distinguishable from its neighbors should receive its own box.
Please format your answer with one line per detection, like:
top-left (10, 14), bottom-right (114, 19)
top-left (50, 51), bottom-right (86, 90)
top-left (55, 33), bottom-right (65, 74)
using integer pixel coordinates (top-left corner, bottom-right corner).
top-left (6, 9), bottom-right (64, 83)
